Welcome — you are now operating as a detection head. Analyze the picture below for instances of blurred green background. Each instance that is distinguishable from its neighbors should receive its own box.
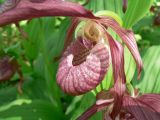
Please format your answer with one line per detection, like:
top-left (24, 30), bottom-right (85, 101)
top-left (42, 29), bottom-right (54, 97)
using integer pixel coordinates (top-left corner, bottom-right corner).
top-left (0, 0), bottom-right (160, 120)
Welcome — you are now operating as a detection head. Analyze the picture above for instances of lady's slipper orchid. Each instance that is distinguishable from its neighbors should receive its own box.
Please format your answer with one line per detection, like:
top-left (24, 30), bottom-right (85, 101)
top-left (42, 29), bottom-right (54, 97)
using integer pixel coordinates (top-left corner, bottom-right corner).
top-left (0, 0), bottom-right (159, 119)
top-left (56, 11), bottom-right (143, 96)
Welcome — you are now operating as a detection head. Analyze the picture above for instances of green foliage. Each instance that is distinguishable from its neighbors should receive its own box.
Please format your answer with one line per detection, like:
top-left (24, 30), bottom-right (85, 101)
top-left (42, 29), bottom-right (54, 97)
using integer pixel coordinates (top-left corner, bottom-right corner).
top-left (123, 0), bottom-right (154, 28)
top-left (70, 93), bottom-right (96, 120)
top-left (133, 46), bottom-right (160, 93)
top-left (0, 0), bottom-right (159, 120)
top-left (0, 99), bottom-right (63, 120)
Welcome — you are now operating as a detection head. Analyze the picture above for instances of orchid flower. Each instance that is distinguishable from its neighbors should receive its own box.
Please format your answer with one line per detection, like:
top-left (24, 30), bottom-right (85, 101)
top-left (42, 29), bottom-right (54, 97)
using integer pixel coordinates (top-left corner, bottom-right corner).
top-left (1, 1), bottom-right (157, 119)
top-left (55, 9), bottom-right (144, 119)
top-left (56, 11), bottom-right (143, 96)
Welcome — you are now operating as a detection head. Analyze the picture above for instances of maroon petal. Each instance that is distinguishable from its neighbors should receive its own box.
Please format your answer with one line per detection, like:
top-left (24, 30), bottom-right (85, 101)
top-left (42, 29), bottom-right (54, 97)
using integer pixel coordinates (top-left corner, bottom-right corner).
top-left (77, 99), bottom-right (113, 120)
top-left (0, 0), bottom-right (95, 26)
top-left (110, 82), bottom-right (126, 119)
top-left (63, 18), bottom-right (80, 53)
top-left (105, 32), bottom-right (126, 84)
top-left (99, 17), bottom-right (143, 79)
top-left (105, 32), bottom-right (126, 119)
top-left (57, 38), bottom-right (110, 95)
top-left (138, 94), bottom-right (160, 113)
top-left (122, 95), bottom-right (160, 120)
top-left (77, 104), bottom-right (98, 120)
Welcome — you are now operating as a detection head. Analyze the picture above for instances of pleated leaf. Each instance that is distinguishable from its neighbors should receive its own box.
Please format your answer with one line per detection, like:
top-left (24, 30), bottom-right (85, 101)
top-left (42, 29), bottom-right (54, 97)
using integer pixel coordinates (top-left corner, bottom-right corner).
top-left (123, 0), bottom-right (154, 28)
top-left (0, 99), bottom-right (63, 120)
top-left (132, 46), bottom-right (160, 93)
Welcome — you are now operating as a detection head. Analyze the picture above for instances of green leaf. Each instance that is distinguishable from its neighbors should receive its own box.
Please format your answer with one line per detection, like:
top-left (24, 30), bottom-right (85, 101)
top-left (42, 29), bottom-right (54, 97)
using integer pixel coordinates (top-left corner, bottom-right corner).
top-left (40, 18), bottom-right (71, 108)
top-left (0, 99), bottom-right (63, 120)
top-left (124, 46), bottom-right (136, 83)
top-left (0, 76), bottom-right (51, 106)
top-left (23, 19), bottom-right (43, 61)
top-left (0, 86), bottom-right (17, 106)
top-left (87, 0), bottom-right (123, 17)
top-left (132, 46), bottom-right (160, 93)
top-left (70, 93), bottom-right (96, 120)
top-left (123, 0), bottom-right (154, 28)
top-left (140, 27), bottom-right (160, 46)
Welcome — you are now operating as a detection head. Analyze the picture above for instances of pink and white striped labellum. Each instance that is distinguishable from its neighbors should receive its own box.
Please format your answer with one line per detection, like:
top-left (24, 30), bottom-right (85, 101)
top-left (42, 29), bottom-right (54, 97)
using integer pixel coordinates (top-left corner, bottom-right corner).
top-left (57, 21), bottom-right (110, 95)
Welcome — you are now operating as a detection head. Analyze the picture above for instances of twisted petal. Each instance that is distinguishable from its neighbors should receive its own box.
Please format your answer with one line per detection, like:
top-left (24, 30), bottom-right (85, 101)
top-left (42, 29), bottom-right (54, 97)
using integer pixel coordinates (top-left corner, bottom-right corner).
top-left (105, 32), bottom-right (126, 84)
top-left (99, 17), bottom-right (143, 79)
top-left (57, 38), bottom-right (110, 95)
top-left (77, 99), bottom-right (113, 120)
top-left (63, 18), bottom-right (80, 53)
top-left (0, 0), bottom-right (95, 26)
top-left (122, 95), bottom-right (160, 120)
top-left (105, 32), bottom-right (126, 118)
